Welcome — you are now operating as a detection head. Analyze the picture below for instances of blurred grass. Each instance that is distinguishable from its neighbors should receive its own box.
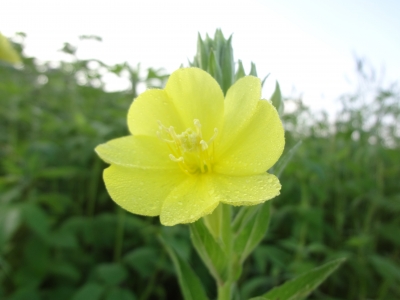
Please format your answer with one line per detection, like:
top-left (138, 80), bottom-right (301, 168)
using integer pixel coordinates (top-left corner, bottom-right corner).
top-left (1, 35), bottom-right (399, 300)
top-left (240, 60), bottom-right (400, 300)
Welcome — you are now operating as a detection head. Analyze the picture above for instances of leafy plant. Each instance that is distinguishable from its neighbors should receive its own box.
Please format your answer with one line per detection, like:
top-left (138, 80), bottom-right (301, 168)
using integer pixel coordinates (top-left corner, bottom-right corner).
top-left (1, 32), bottom-right (398, 300)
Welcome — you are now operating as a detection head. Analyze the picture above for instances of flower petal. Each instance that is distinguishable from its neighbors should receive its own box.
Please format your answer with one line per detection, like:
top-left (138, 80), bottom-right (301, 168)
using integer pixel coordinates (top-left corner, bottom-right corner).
top-left (165, 68), bottom-right (224, 140)
top-left (95, 135), bottom-right (177, 170)
top-left (128, 89), bottom-right (185, 137)
top-left (160, 175), bottom-right (219, 226)
top-left (217, 76), bottom-right (261, 153)
top-left (213, 173), bottom-right (281, 206)
top-left (104, 165), bottom-right (186, 216)
top-left (214, 100), bottom-right (284, 175)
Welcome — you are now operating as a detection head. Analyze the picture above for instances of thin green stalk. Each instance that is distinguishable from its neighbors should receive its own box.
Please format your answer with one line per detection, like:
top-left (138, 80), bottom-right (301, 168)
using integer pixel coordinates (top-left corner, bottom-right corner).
top-left (139, 269), bottom-right (159, 300)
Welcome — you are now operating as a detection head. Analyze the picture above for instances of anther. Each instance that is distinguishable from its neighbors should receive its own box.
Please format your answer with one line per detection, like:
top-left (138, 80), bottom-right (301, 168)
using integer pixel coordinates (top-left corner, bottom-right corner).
top-left (200, 140), bottom-right (208, 151)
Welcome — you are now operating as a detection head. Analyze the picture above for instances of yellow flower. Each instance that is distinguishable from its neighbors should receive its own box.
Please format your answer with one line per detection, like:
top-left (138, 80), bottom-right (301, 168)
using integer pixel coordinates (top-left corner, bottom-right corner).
top-left (95, 68), bottom-right (284, 226)
top-left (0, 32), bottom-right (21, 64)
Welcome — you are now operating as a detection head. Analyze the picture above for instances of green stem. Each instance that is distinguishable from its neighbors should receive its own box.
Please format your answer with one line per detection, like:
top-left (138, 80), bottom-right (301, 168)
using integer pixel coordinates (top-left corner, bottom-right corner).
top-left (217, 281), bottom-right (233, 300)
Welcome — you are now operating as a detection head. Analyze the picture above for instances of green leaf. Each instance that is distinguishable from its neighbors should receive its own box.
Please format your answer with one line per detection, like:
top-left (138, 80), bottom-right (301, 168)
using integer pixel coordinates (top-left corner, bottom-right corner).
top-left (221, 36), bottom-right (234, 94)
top-left (49, 228), bottom-right (78, 249)
top-left (189, 219), bottom-right (229, 282)
top-left (270, 81), bottom-right (284, 116)
top-left (232, 205), bottom-right (259, 234)
top-left (0, 204), bottom-right (21, 246)
top-left (21, 203), bottom-right (50, 239)
top-left (235, 201), bottom-right (271, 263)
top-left (159, 235), bottom-right (208, 300)
top-left (260, 73), bottom-right (270, 87)
top-left (123, 247), bottom-right (159, 278)
top-left (235, 60), bottom-right (246, 81)
top-left (249, 62), bottom-right (258, 76)
top-left (196, 33), bottom-right (208, 70)
top-left (272, 140), bottom-right (302, 178)
top-left (71, 283), bottom-right (104, 300)
top-left (369, 255), bottom-right (400, 283)
top-left (252, 258), bottom-right (346, 300)
top-left (208, 51), bottom-right (223, 89)
top-left (202, 203), bottom-right (232, 253)
top-left (96, 263), bottom-right (128, 286)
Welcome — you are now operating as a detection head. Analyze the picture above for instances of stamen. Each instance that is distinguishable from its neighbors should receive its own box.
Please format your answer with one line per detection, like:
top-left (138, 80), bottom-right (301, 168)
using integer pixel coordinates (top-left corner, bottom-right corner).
top-left (208, 128), bottom-right (218, 144)
top-left (194, 119), bottom-right (201, 128)
top-left (168, 126), bottom-right (176, 135)
top-left (200, 140), bottom-right (208, 151)
top-left (169, 154), bottom-right (184, 162)
top-left (157, 120), bottom-right (169, 131)
top-left (194, 119), bottom-right (203, 139)
top-left (157, 119), bottom-right (217, 175)
top-left (157, 130), bottom-right (174, 143)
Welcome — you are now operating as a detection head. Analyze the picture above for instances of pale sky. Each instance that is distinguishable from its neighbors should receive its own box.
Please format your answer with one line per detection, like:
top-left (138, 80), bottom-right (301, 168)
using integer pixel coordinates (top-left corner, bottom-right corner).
top-left (2, 0), bottom-right (400, 112)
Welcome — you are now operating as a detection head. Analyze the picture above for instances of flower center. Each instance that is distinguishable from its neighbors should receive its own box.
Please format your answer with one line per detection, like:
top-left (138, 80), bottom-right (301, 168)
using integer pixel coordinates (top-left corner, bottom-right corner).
top-left (157, 119), bottom-right (218, 175)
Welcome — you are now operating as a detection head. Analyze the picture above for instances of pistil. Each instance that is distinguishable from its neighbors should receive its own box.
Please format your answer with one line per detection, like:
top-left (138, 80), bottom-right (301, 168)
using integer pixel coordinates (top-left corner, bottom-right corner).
top-left (157, 119), bottom-right (217, 175)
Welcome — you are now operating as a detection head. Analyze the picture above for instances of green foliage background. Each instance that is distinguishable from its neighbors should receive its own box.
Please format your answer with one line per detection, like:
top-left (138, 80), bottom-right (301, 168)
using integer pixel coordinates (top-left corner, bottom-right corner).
top-left (1, 35), bottom-right (399, 300)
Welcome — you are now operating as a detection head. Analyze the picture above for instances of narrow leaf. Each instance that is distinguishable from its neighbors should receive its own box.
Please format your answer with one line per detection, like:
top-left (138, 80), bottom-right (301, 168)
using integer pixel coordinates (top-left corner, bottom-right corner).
top-left (208, 51), bottom-right (223, 88)
top-left (196, 33), bottom-right (208, 70)
top-left (232, 205), bottom-right (259, 235)
top-left (235, 60), bottom-right (246, 82)
top-left (249, 62), bottom-right (258, 76)
top-left (190, 220), bottom-right (228, 282)
top-left (260, 73), bottom-right (270, 87)
top-left (159, 235), bottom-right (208, 300)
top-left (203, 204), bottom-right (232, 253)
top-left (270, 81), bottom-right (284, 116)
top-left (221, 36), bottom-right (234, 94)
top-left (235, 201), bottom-right (271, 263)
top-left (369, 255), bottom-right (400, 282)
top-left (252, 258), bottom-right (345, 300)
